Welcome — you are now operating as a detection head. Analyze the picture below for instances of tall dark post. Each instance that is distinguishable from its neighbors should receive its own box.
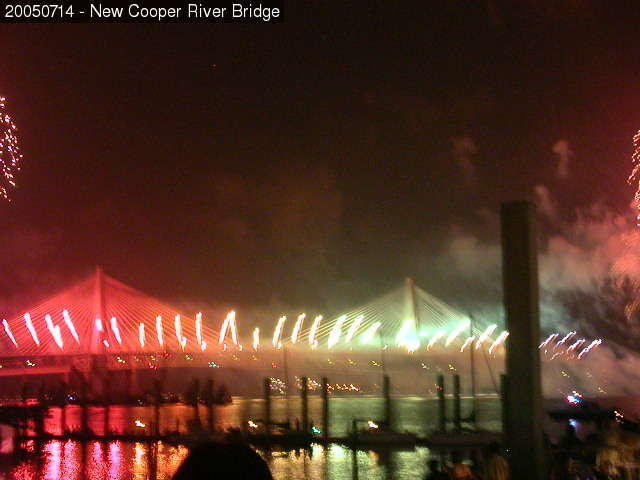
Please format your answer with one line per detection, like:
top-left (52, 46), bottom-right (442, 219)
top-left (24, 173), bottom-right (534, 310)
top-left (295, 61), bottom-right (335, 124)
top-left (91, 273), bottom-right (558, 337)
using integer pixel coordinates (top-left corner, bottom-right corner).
top-left (501, 201), bottom-right (544, 480)
top-left (263, 377), bottom-right (271, 435)
top-left (321, 377), bottom-right (329, 441)
top-left (469, 315), bottom-right (477, 429)
top-left (383, 375), bottom-right (392, 430)
top-left (453, 374), bottom-right (461, 431)
top-left (282, 346), bottom-right (291, 428)
top-left (301, 376), bottom-right (309, 433)
top-left (437, 373), bottom-right (446, 432)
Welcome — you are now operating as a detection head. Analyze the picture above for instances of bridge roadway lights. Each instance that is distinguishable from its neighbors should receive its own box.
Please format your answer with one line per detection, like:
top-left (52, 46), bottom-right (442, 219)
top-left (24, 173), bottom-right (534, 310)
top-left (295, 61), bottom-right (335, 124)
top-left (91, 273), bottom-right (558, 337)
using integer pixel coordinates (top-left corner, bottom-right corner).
top-left (501, 201), bottom-right (545, 480)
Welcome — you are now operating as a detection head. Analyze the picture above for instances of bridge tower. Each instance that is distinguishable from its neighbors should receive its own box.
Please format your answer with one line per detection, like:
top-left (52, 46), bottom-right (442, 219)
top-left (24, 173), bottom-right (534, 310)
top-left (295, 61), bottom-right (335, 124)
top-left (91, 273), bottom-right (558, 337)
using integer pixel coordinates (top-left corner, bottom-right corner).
top-left (89, 266), bottom-right (109, 399)
top-left (404, 277), bottom-right (421, 335)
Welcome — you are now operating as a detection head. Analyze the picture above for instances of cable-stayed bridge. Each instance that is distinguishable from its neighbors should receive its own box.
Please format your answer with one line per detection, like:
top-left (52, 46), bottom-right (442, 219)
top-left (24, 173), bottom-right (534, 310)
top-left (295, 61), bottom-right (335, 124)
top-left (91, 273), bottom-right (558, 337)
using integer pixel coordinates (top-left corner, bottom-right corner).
top-left (0, 271), bottom-right (499, 359)
top-left (0, 268), bottom-right (600, 396)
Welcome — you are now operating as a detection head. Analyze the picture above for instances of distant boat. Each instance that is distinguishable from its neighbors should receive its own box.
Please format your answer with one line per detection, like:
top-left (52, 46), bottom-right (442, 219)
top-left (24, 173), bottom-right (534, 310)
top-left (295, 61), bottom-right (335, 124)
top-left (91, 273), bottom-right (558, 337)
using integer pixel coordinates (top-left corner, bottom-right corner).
top-left (547, 394), bottom-right (617, 421)
top-left (348, 419), bottom-right (417, 446)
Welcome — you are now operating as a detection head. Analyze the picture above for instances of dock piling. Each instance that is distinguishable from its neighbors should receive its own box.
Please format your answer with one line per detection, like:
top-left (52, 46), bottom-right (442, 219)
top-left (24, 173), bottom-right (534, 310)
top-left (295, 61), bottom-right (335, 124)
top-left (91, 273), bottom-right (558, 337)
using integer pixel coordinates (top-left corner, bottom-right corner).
top-left (453, 374), bottom-right (461, 431)
top-left (383, 374), bottom-right (392, 429)
top-left (437, 373), bottom-right (446, 432)
top-left (301, 376), bottom-right (309, 433)
top-left (322, 377), bottom-right (329, 441)
top-left (206, 378), bottom-right (215, 432)
top-left (263, 377), bottom-right (271, 436)
top-left (153, 379), bottom-right (161, 437)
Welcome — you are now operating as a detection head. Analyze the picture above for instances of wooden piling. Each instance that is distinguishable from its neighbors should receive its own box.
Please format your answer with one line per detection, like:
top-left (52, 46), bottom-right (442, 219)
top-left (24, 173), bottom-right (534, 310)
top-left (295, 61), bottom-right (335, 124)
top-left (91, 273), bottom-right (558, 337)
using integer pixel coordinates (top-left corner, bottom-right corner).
top-left (301, 376), bottom-right (309, 433)
top-left (322, 377), bottom-right (329, 441)
top-left (437, 373), bottom-right (446, 432)
top-left (383, 375), bottom-right (392, 429)
top-left (453, 374), bottom-right (461, 431)
top-left (206, 378), bottom-right (215, 432)
top-left (263, 377), bottom-right (271, 435)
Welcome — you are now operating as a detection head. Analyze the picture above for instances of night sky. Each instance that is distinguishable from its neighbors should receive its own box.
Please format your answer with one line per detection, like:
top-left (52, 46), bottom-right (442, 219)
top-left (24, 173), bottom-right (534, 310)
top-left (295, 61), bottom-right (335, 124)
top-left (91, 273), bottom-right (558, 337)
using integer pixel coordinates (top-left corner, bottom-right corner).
top-left (1, 1), bottom-right (640, 317)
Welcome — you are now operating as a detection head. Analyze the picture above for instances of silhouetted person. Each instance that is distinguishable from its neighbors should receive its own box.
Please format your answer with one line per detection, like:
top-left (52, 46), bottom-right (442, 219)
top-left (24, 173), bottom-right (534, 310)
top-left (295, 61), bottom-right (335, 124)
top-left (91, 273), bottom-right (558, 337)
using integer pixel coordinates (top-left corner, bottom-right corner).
top-left (172, 442), bottom-right (273, 480)
top-left (425, 459), bottom-right (450, 480)
top-left (482, 443), bottom-right (509, 480)
top-left (561, 423), bottom-right (583, 454)
top-left (449, 451), bottom-right (473, 479)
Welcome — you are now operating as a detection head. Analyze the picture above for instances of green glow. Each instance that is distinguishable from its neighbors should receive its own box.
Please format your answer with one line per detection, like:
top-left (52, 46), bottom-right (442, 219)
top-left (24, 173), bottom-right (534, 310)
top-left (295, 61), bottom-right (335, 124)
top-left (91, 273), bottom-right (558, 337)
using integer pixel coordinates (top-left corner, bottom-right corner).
top-left (360, 322), bottom-right (382, 344)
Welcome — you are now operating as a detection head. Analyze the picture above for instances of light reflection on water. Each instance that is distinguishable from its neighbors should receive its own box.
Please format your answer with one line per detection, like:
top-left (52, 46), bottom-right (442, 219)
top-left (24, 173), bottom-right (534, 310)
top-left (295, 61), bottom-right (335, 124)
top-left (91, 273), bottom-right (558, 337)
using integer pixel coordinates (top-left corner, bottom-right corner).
top-left (4, 441), bottom-right (435, 480)
top-left (1, 397), bottom-right (501, 480)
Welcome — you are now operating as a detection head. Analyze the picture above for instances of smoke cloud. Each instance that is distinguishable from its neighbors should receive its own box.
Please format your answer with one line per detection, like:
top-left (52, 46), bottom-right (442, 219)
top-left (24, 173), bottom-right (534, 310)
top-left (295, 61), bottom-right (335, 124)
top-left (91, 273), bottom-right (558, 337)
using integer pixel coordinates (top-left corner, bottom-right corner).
top-left (552, 138), bottom-right (572, 179)
top-left (452, 135), bottom-right (477, 183)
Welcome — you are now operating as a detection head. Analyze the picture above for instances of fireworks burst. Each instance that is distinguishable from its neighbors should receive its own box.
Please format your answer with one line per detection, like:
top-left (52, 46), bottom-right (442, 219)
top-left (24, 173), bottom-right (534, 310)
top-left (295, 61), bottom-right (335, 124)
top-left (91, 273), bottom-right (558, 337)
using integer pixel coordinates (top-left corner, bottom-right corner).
top-left (629, 130), bottom-right (640, 223)
top-left (3, 319), bottom-right (17, 347)
top-left (0, 97), bottom-right (22, 200)
top-left (110, 316), bottom-right (122, 344)
top-left (272, 315), bottom-right (286, 348)
top-left (139, 323), bottom-right (145, 348)
top-left (291, 313), bottom-right (305, 344)
top-left (253, 327), bottom-right (260, 350)
top-left (156, 315), bottom-right (164, 347)
top-left (309, 315), bottom-right (322, 348)
top-left (328, 315), bottom-right (347, 349)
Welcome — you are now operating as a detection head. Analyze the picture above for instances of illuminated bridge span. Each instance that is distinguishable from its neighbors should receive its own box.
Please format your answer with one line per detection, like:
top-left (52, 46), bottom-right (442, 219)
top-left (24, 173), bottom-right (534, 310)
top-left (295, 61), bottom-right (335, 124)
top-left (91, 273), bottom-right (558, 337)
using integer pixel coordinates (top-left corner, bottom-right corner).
top-left (0, 269), bottom-right (600, 366)
top-left (0, 268), bottom-right (213, 356)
